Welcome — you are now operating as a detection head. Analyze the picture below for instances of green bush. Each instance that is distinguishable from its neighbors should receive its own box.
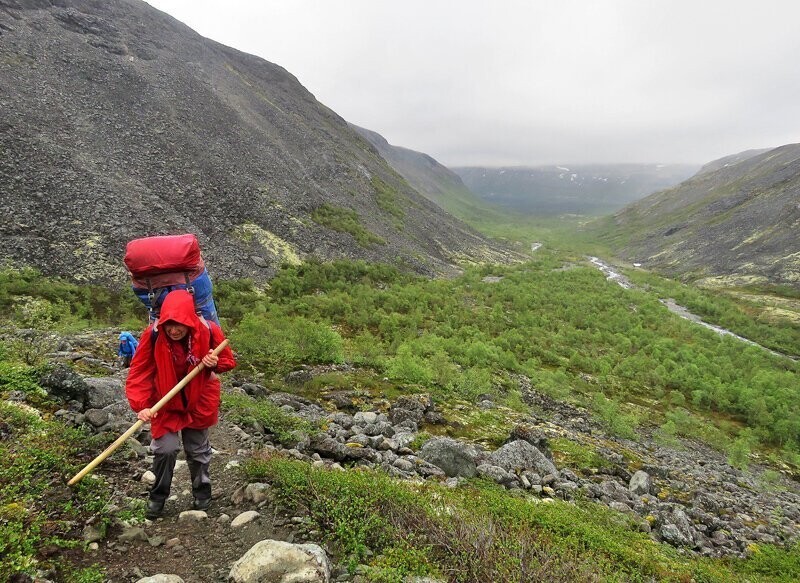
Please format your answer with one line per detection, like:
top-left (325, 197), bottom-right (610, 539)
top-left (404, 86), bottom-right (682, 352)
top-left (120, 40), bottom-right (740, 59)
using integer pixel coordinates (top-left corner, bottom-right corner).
top-left (232, 311), bottom-right (344, 373)
top-left (370, 176), bottom-right (406, 226)
top-left (0, 267), bottom-right (139, 330)
top-left (386, 345), bottom-right (433, 385)
top-left (592, 394), bottom-right (640, 439)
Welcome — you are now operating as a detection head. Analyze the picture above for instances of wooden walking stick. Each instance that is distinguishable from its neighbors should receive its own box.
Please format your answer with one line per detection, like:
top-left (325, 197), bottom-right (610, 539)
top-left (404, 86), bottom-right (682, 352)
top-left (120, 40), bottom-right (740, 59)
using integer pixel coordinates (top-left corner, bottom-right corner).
top-left (67, 339), bottom-right (230, 486)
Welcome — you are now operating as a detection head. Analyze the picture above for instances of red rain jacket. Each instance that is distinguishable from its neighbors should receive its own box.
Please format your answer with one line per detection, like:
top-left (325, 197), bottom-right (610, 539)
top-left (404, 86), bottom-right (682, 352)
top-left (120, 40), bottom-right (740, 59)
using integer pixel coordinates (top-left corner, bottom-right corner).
top-left (125, 290), bottom-right (236, 438)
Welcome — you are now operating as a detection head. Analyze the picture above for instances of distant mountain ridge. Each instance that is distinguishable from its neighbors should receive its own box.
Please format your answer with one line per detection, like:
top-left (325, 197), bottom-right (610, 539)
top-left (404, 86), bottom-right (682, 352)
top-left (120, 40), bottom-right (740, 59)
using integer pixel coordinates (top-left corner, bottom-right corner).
top-left (0, 0), bottom-right (517, 285)
top-left (694, 148), bottom-right (771, 176)
top-left (454, 164), bottom-right (699, 215)
top-left (351, 125), bottom-right (504, 223)
top-left (601, 144), bottom-right (800, 287)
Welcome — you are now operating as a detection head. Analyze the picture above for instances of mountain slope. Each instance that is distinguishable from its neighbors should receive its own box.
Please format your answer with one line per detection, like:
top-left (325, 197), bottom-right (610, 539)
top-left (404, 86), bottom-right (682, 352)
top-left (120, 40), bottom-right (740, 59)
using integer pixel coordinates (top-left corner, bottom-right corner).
top-left (601, 144), bottom-right (800, 287)
top-left (351, 124), bottom-right (503, 223)
top-left (455, 164), bottom-right (699, 215)
top-left (0, 0), bottom-right (516, 284)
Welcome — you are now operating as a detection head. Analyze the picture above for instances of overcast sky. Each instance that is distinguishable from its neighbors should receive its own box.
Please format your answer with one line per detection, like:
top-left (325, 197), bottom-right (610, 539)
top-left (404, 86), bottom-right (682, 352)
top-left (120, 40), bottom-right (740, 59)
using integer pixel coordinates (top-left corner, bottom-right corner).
top-left (145, 0), bottom-right (800, 167)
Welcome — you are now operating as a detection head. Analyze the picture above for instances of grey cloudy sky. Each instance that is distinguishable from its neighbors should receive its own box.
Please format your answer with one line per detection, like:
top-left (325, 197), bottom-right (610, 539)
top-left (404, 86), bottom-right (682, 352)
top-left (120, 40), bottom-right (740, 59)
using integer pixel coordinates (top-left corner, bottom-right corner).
top-left (145, 0), bottom-right (800, 167)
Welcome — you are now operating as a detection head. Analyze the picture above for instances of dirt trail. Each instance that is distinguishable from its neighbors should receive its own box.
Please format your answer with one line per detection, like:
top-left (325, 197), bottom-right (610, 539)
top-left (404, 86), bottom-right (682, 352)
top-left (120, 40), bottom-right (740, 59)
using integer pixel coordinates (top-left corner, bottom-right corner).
top-left (78, 419), bottom-right (300, 582)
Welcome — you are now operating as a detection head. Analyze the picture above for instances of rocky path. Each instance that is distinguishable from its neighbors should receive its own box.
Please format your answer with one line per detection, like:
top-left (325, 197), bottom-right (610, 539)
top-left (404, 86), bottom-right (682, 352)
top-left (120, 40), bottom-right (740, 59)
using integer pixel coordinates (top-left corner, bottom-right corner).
top-left (75, 420), bottom-right (306, 582)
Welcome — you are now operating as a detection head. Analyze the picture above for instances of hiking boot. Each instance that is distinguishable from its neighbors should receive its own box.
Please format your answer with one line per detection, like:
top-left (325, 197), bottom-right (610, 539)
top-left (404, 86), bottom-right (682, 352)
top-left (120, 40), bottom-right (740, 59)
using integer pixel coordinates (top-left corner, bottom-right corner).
top-left (192, 497), bottom-right (211, 511)
top-left (146, 499), bottom-right (164, 520)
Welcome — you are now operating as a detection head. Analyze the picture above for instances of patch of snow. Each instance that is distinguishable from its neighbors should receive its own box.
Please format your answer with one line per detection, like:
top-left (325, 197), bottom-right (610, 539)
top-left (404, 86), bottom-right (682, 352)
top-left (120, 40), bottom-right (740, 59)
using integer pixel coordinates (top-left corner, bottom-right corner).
top-left (557, 166), bottom-right (570, 171)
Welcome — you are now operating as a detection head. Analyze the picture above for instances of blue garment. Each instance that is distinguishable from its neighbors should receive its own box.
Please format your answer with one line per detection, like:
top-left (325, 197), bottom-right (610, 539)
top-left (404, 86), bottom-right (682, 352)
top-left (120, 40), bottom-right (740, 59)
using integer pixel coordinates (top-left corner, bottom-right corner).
top-left (131, 268), bottom-right (220, 325)
top-left (118, 331), bottom-right (139, 357)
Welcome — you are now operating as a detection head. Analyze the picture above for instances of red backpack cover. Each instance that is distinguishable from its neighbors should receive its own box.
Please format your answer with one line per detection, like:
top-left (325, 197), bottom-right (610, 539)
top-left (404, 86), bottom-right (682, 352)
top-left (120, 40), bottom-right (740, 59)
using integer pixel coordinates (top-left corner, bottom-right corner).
top-left (124, 234), bottom-right (205, 288)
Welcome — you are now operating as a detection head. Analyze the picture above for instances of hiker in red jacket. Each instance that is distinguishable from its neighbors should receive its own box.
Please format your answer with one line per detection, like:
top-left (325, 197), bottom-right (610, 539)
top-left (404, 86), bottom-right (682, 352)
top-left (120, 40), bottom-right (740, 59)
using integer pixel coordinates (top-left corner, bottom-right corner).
top-left (126, 289), bottom-right (236, 519)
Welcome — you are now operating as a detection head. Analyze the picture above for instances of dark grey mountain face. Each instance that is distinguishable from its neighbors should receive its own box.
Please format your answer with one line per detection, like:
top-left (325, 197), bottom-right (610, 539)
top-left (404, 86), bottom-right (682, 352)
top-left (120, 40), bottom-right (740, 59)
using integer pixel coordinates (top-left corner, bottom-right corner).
top-left (454, 164), bottom-right (699, 216)
top-left (0, 0), bottom-right (515, 284)
top-left (606, 144), bottom-right (800, 287)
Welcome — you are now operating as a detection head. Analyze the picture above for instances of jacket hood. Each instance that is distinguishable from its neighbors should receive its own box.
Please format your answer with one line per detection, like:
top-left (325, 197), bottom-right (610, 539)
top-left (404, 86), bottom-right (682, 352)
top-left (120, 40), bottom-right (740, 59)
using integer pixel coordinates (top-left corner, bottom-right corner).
top-left (158, 290), bottom-right (200, 329)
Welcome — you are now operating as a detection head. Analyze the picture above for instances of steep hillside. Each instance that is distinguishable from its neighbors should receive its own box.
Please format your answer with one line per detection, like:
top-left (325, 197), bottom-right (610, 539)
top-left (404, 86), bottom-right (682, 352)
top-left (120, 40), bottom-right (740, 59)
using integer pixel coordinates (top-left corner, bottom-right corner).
top-left (601, 144), bottom-right (800, 287)
top-left (351, 124), bottom-right (503, 223)
top-left (455, 164), bottom-right (698, 215)
top-left (0, 0), bottom-right (517, 284)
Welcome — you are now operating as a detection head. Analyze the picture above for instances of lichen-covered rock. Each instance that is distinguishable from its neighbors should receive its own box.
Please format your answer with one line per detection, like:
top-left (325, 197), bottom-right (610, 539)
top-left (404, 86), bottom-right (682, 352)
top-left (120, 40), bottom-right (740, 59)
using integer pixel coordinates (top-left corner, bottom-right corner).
top-left (629, 470), bottom-right (652, 496)
top-left (83, 376), bottom-right (125, 409)
top-left (38, 364), bottom-right (89, 406)
top-left (419, 437), bottom-right (479, 478)
top-left (488, 439), bottom-right (557, 476)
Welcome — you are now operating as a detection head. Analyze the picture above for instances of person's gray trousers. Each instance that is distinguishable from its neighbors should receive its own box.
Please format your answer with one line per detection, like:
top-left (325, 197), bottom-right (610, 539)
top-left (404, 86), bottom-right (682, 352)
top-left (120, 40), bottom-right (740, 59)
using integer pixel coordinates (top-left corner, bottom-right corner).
top-left (149, 428), bottom-right (212, 502)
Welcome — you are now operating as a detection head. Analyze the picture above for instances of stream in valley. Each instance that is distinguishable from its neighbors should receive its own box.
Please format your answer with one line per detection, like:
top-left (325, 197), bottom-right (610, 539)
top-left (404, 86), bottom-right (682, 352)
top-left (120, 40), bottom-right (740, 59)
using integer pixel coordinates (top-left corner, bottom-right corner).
top-left (587, 256), bottom-right (794, 360)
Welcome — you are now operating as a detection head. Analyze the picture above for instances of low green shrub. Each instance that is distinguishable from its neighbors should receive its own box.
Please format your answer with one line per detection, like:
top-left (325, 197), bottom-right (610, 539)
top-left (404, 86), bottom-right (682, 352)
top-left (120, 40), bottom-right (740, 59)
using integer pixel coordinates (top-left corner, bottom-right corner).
top-left (592, 394), bottom-right (640, 439)
top-left (231, 311), bottom-right (344, 373)
top-left (0, 402), bottom-right (112, 582)
top-left (0, 266), bottom-right (139, 331)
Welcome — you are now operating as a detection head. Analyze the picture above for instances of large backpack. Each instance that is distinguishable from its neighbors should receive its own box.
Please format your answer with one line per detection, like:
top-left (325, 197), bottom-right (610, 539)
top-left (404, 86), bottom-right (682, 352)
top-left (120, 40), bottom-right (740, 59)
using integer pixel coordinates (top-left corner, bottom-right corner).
top-left (123, 234), bottom-right (220, 325)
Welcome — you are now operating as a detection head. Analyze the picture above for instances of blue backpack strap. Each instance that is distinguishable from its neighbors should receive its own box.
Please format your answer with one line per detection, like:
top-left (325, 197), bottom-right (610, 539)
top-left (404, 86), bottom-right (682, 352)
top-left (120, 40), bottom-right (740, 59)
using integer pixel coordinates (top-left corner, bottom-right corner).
top-left (148, 273), bottom-right (196, 321)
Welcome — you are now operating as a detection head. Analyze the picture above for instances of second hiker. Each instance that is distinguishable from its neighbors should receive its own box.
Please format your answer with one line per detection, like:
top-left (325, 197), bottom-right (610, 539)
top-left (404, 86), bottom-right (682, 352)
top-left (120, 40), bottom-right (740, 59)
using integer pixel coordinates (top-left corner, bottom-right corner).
top-left (117, 331), bottom-right (139, 368)
top-left (125, 289), bottom-right (236, 519)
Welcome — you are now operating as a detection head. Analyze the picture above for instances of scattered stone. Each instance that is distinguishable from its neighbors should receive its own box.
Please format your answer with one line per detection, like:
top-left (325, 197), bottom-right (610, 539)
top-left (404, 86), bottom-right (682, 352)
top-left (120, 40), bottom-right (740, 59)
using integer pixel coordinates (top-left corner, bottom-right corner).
top-left (178, 510), bottom-right (208, 522)
top-left (82, 524), bottom-right (104, 543)
top-left (118, 527), bottom-right (148, 543)
top-left (244, 483), bottom-right (272, 504)
top-left (83, 376), bottom-right (125, 409)
top-left (231, 511), bottom-right (261, 528)
top-left (419, 437), bottom-right (479, 478)
top-left (229, 540), bottom-right (331, 583)
top-left (629, 470), bottom-right (652, 495)
top-left (488, 439), bottom-right (557, 476)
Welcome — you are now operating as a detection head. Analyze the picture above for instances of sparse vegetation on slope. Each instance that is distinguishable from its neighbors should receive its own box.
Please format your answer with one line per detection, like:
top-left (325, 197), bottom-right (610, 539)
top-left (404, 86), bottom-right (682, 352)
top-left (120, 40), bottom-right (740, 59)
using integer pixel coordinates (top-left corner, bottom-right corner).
top-left (593, 144), bottom-right (800, 287)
